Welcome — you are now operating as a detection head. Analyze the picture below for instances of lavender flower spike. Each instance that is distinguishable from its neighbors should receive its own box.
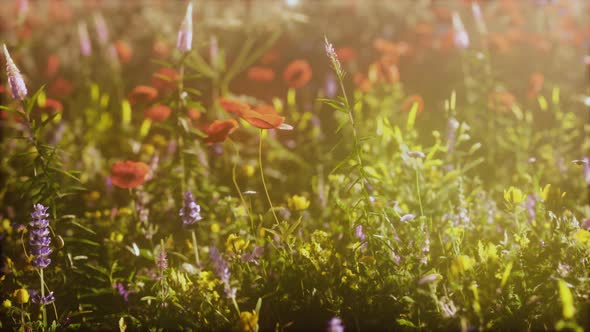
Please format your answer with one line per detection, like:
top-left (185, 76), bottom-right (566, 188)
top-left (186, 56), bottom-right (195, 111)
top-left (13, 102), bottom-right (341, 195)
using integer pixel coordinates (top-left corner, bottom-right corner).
top-left (29, 204), bottom-right (52, 269)
top-left (452, 12), bottom-right (470, 49)
top-left (3, 44), bottom-right (27, 100)
top-left (156, 244), bottom-right (168, 271)
top-left (93, 12), bottom-right (109, 45)
top-left (177, 2), bottom-right (193, 53)
top-left (179, 191), bottom-right (202, 225)
top-left (78, 21), bottom-right (92, 57)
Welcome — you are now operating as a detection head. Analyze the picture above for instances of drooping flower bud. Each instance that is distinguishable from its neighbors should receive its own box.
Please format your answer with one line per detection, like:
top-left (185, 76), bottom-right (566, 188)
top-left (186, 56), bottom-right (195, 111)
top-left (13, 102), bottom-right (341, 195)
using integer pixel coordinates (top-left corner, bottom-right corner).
top-left (452, 12), bottom-right (470, 49)
top-left (93, 12), bottom-right (109, 45)
top-left (3, 44), bottom-right (28, 100)
top-left (78, 21), bottom-right (92, 57)
top-left (176, 2), bottom-right (193, 53)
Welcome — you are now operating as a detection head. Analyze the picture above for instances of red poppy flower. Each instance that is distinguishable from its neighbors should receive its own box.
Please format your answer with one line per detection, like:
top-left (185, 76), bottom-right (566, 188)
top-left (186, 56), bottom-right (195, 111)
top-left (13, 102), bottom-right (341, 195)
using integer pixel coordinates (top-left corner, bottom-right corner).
top-left (353, 73), bottom-right (373, 93)
top-left (152, 67), bottom-right (180, 94)
top-left (488, 91), bottom-right (516, 113)
top-left (373, 38), bottom-right (397, 55)
top-left (45, 55), bottom-right (60, 78)
top-left (144, 105), bottom-right (172, 122)
top-left (247, 66), bottom-right (275, 82)
top-left (219, 98), bottom-right (251, 117)
top-left (242, 105), bottom-right (288, 129)
top-left (38, 98), bottom-right (63, 113)
top-left (152, 39), bottom-right (171, 59)
top-left (128, 85), bottom-right (159, 105)
top-left (335, 47), bottom-right (357, 63)
top-left (205, 119), bottom-right (239, 144)
top-left (115, 40), bottom-right (133, 63)
top-left (48, 77), bottom-right (74, 98)
top-left (283, 60), bottom-right (312, 89)
top-left (401, 95), bottom-right (424, 114)
top-left (110, 161), bottom-right (150, 189)
top-left (187, 108), bottom-right (202, 121)
top-left (527, 73), bottom-right (544, 99)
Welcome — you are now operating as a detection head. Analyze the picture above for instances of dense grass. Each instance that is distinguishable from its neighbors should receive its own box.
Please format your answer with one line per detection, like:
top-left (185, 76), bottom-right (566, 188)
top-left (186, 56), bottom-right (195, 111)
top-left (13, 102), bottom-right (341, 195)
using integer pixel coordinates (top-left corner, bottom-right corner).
top-left (1, 1), bottom-right (589, 331)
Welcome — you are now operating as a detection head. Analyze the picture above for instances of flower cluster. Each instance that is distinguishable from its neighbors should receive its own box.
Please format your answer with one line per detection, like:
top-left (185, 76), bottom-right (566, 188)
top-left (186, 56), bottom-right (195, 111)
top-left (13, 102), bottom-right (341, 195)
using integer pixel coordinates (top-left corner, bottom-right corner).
top-left (29, 204), bottom-right (52, 269)
top-left (3, 44), bottom-right (28, 100)
top-left (179, 191), bottom-right (202, 225)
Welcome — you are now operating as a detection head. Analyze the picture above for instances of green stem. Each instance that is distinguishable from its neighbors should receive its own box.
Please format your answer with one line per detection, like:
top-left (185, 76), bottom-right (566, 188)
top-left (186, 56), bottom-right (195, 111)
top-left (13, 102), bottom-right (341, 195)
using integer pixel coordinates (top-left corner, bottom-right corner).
top-left (178, 55), bottom-right (189, 194)
top-left (336, 75), bottom-right (371, 204)
top-left (20, 303), bottom-right (24, 331)
top-left (191, 230), bottom-right (200, 267)
top-left (258, 131), bottom-right (280, 226)
top-left (40, 268), bottom-right (46, 330)
top-left (230, 140), bottom-right (254, 231)
top-left (415, 166), bottom-right (424, 217)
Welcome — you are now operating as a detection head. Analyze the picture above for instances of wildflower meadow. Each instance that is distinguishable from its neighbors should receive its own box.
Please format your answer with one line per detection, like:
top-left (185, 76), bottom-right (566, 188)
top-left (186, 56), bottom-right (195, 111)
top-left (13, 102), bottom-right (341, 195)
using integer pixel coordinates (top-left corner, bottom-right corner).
top-left (1, 0), bottom-right (589, 331)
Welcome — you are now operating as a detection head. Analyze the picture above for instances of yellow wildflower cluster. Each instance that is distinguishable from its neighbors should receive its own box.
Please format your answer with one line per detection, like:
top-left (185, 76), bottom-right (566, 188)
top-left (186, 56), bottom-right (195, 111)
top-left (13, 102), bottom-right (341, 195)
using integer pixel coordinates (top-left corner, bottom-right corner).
top-left (239, 311), bottom-right (259, 332)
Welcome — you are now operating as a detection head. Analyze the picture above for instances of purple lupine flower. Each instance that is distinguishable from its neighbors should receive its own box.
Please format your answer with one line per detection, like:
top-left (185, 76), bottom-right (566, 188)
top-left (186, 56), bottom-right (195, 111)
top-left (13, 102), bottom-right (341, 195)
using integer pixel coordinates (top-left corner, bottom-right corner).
top-left (241, 246), bottom-right (264, 264)
top-left (327, 317), bottom-right (344, 332)
top-left (355, 225), bottom-right (366, 242)
top-left (176, 2), bottom-right (193, 53)
top-left (29, 289), bottom-right (55, 305)
top-left (156, 245), bottom-right (168, 271)
top-left (209, 247), bottom-right (235, 299)
top-left (78, 22), bottom-right (92, 57)
top-left (29, 204), bottom-right (52, 269)
top-left (113, 282), bottom-right (137, 302)
top-left (355, 225), bottom-right (368, 251)
top-left (39, 291), bottom-right (55, 305)
top-left (400, 214), bottom-right (415, 222)
top-left (3, 44), bottom-right (28, 100)
top-left (93, 12), bottom-right (109, 45)
top-left (179, 191), bottom-right (202, 225)
top-left (525, 195), bottom-right (536, 223)
top-left (324, 36), bottom-right (342, 77)
top-left (452, 12), bottom-right (470, 49)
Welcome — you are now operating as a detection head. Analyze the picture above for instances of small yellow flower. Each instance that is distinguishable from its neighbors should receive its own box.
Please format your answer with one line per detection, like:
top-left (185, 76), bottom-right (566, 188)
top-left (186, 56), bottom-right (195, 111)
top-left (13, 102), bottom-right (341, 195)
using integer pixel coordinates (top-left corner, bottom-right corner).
top-left (210, 223), bottom-right (220, 234)
top-left (3, 299), bottom-right (12, 308)
top-left (226, 234), bottom-right (249, 254)
top-left (117, 208), bottom-right (133, 216)
top-left (239, 311), bottom-right (259, 332)
top-left (13, 289), bottom-right (29, 304)
top-left (141, 143), bottom-right (155, 157)
top-left (110, 232), bottom-right (124, 243)
top-left (243, 164), bottom-right (255, 177)
top-left (2, 219), bottom-right (13, 235)
top-left (86, 191), bottom-right (101, 201)
top-left (504, 186), bottom-right (525, 204)
top-left (287, 195), bottom-right (310, 211)
top-left (451, 255), bottom-right (474, 276)
top-left (573, 229), bottom-right (590, 246)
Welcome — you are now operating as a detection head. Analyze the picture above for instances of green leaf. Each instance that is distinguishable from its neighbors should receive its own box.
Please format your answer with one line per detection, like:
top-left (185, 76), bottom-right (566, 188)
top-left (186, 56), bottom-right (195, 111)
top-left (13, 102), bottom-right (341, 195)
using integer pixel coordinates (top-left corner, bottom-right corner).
top-left (396, 319), bottom-right (417, 328)
top-left (558, 279), bottom-right (575, 319)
